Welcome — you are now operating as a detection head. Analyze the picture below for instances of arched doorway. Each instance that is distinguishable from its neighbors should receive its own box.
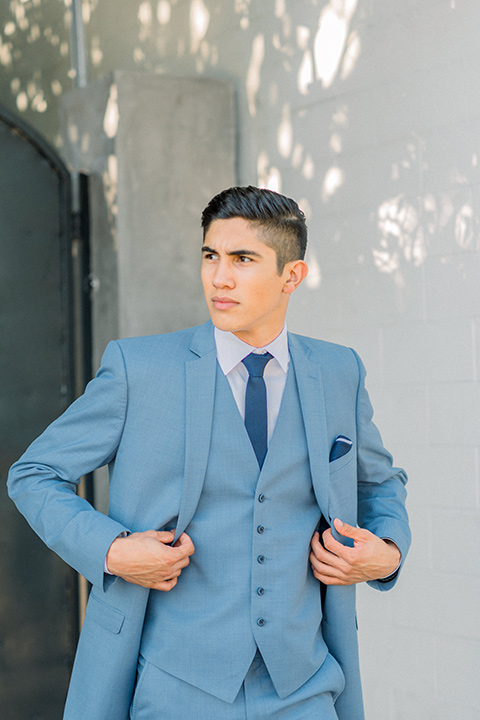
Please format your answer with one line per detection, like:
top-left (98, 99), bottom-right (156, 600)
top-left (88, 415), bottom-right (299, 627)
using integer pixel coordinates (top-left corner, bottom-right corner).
top-left (0, 105), bottom-right (83, 718)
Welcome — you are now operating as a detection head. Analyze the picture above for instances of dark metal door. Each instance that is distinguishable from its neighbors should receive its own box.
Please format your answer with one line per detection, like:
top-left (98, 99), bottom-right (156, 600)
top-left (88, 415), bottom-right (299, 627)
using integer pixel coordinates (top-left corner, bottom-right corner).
top-left (0, 106), bottom-right (77, 719)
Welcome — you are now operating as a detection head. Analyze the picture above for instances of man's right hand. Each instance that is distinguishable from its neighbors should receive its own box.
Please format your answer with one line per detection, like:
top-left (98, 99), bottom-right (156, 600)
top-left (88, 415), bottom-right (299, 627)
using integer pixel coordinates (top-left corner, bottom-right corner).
top-left (106, 530), bottom-right (195, 591)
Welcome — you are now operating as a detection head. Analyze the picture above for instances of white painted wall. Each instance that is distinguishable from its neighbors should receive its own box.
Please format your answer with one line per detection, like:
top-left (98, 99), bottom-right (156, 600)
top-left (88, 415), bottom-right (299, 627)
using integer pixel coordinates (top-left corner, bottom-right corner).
top-left (1, 1), bottom-right (479, 717)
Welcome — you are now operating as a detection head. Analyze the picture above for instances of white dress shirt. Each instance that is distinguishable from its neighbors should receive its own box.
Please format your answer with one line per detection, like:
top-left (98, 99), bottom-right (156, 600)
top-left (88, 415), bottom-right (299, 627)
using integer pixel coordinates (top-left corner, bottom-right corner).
top-left (214, 325), bottom-right (289, 444)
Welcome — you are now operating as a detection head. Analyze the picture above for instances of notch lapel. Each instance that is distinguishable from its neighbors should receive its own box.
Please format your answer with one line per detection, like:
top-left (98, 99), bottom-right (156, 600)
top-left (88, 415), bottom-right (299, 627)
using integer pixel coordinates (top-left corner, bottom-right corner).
top-left (289, 334), bottom-right (330, 521)
top-left (174, 323), bottom-right (217, 542)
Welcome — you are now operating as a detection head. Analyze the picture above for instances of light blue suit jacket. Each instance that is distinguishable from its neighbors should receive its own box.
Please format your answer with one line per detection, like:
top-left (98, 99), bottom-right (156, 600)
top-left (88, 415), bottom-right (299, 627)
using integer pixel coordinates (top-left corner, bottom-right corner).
top-left (7, 321), bottom-right (410, 720)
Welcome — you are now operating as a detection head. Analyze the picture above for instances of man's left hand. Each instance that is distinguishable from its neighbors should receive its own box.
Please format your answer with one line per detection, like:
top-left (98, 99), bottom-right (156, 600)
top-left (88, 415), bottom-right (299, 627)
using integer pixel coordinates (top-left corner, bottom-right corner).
top-left (309, 518), bottom-right (401, 585)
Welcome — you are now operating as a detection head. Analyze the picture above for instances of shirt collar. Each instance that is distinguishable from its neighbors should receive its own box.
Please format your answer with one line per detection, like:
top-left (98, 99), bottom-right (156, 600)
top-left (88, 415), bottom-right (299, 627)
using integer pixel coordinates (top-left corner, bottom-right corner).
top-left (214, 325), bottom-right (289, 375)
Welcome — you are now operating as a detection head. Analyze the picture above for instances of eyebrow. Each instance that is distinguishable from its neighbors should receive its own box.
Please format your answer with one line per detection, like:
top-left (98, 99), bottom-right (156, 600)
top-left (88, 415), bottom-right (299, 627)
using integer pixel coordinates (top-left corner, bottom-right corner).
top-left (201, 245), bottom-right (263, 258)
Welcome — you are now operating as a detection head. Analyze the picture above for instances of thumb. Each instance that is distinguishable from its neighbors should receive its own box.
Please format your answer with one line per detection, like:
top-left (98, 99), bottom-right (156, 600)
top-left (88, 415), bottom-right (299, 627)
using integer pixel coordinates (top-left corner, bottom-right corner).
top-left (154, 529), bottom-right (176, 543)
top-left (333, 518), bottom-right (362, 540)
top-left (174, 532), bottom-right (195, 554)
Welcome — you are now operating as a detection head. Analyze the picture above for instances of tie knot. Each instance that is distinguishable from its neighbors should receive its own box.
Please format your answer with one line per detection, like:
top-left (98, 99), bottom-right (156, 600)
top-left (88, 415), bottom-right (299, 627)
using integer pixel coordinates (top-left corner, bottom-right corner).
top-left (242, 352), bottom-right (273, 377)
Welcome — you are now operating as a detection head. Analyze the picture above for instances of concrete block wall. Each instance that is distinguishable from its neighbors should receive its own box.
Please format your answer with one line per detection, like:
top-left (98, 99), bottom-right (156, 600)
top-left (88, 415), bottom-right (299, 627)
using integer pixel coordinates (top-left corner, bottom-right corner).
top-left (1, 0), bottom-right (479, 716)
top-left (0, 0), bottom-right (71, 146)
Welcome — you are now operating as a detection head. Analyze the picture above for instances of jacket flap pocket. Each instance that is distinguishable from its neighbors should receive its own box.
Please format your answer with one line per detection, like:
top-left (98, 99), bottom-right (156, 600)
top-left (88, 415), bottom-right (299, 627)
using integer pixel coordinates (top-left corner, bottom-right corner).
top-left (89, 592), bottom-right (125, 634)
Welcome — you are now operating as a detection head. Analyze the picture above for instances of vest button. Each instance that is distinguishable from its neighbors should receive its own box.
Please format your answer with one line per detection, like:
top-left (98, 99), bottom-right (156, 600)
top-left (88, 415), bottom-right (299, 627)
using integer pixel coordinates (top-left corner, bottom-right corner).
top-left (257, 618), bottom-right (266, 627)
top-left (257, 525), bottom-right (265, 534)
top-left (257, 555), bottom-right (265, 564)
top-left (258, 494), bottom-right (266, 503)
top-left (257, 587), bottom-right (265, 596)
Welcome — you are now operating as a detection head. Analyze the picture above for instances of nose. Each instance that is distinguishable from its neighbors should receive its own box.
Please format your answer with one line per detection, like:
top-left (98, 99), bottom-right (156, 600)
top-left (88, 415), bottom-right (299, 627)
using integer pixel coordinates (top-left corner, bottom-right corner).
top-left (212, 260), bottom-right (234, 289)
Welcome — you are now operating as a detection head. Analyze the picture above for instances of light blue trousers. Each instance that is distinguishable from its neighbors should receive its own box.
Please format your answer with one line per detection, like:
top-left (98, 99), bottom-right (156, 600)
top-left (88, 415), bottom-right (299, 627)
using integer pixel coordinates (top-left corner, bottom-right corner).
top-left (129, 651), bottom-right (342, 720)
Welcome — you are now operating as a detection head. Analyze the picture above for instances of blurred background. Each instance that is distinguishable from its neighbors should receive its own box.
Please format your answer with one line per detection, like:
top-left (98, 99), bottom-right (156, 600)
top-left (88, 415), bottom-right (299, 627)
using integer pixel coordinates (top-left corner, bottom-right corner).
top-left (0, 1), bottom-right (479, 718)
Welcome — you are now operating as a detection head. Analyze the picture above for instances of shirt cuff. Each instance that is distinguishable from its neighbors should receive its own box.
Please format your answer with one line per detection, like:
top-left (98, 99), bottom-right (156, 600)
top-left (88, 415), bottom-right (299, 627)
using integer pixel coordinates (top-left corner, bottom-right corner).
top-left (104, 531), bottom-right (130, 575)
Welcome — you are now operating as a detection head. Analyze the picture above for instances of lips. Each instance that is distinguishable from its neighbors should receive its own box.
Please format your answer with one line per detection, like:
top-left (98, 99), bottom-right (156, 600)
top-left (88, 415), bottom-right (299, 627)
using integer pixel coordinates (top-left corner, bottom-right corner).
top-left (211, 296), bottom-right (239, 310)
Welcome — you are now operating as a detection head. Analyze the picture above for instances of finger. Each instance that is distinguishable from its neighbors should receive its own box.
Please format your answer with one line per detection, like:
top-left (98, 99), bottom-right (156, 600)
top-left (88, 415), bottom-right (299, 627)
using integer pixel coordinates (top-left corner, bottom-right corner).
top-left (314, 532), bottom-right (354, 570)
top-left (310, 541), bottom-right (353, 575)
top-left (310, 532), bottom-right (325, 557)
top-left (310, 550), bottom-right (345, 578)
top-left (310, 551), bottom-right (349, 578)
top-left (310, 537), bottom-right (337, 564)
top-left (322, 528), bottom-right (344, 555)
top-left (310, 545), bottom-right (342, 573)
top-left (170, 555), bottom-right (191, 572)
top-left (312, 571), bottom-right (348, 586)
top-left (154, 577), bottom-right (178, 592)
top-left (125, 565), bottom-right (183, 585)
top-left (310, 531), bottom-right (323, 550)
top-left (160, 572), bottom-right (181, 584)
top-left (311, 553), bottom-right (354, 582)
top-left (322, 528), bottom-right (355, 560)
top-left (163, 568), bottom-right (182, 580)
top-left (164, 544), bottom-right (194, 573)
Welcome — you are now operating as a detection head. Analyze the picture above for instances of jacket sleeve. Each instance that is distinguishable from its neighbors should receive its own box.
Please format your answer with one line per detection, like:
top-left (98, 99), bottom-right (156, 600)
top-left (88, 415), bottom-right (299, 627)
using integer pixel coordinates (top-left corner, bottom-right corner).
top-left (7, 341), bottom-right (131, 590)
top-left (352, 349), bottom-right (411, 591)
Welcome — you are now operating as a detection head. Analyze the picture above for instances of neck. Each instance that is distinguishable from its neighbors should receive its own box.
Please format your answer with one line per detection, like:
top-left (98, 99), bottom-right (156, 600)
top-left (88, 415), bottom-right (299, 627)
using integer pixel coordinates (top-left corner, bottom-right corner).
top-left (233, 325), bottom-right (284, 348)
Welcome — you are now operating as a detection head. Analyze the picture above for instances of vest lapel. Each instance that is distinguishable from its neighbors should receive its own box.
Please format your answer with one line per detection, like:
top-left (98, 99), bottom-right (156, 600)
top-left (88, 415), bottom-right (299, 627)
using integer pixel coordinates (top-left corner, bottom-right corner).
top-left (288, 334), bottom-right (330, 521)
top-left (174, 324), bottom-right (217, 542)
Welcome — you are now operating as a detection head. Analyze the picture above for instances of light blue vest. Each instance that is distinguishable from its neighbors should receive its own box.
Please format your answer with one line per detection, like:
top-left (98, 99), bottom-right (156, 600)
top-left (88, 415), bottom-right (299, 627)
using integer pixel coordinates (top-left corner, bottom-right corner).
top-left (140, 361), bottom-right (330, 702)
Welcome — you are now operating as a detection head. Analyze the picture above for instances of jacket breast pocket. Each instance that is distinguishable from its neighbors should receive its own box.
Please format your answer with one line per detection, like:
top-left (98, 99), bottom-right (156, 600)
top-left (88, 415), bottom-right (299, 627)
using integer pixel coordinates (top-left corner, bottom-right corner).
top-left (328, 450), bottom-right (354, 474)
top-left (88, 591), bottom-right (125, 635)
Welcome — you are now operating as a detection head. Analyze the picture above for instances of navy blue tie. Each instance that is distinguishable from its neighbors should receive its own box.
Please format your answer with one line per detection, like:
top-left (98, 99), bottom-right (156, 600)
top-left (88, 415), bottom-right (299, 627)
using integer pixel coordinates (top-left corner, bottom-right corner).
top-left (242, 352), bottom-right (273, 469)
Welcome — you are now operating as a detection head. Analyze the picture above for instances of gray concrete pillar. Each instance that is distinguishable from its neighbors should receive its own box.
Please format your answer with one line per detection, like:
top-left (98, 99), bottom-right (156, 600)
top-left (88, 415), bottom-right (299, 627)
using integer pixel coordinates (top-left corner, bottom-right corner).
top-left (61, 71), bottom-right (235, 369)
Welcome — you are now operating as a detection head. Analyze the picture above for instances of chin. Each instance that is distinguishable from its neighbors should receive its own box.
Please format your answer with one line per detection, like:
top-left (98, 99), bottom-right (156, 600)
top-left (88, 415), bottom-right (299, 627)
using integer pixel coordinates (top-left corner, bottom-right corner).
top-left (212, 320), bottom-right (238, 333)
top-left (209, 315), bottom-right (242, 334)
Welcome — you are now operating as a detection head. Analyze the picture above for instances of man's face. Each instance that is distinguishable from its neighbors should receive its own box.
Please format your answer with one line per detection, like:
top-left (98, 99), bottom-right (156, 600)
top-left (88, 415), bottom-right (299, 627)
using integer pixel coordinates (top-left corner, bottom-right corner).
top-left (201, 217), bottom-right (292, 347)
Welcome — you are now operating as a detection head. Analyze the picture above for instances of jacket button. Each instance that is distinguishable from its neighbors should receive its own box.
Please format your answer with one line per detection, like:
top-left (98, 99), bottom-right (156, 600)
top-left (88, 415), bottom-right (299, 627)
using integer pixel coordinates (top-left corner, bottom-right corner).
top-left (258, 494), bottom-right (266, 503)
top-left (257, 555), bottom-right (265, 564)
top-left (257, 587), bottom-right (265, 596)
top-left (257, 525), bottom-right (265, 534)
top-left (257, 618), bottom-right (266, 627)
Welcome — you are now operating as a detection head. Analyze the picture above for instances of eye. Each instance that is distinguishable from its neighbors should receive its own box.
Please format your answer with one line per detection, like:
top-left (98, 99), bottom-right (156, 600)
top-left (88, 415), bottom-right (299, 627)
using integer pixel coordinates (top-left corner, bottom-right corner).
top-left (237, 255), bottom-right (252, 263)
top-left (202, 252), bottom-right (217, 261)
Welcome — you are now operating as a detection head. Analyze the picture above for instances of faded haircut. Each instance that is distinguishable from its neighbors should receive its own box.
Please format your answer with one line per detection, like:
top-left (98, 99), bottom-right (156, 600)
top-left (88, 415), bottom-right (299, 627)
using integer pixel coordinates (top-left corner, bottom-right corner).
top-left (201, 186), bottom-right (307, 273)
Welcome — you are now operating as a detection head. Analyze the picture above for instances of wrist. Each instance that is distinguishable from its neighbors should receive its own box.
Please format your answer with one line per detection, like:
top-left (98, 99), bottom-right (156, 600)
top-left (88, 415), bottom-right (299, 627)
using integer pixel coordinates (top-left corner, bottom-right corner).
top-left (378, 539), bottom-right (401, 581)
top-left (105, 532), bottom-right (130, 575)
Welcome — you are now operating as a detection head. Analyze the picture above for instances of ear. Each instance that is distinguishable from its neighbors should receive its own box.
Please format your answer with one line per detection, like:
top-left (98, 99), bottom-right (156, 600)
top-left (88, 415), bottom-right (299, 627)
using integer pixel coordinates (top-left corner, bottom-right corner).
top-left (282, 260), bottom-right (309, 295)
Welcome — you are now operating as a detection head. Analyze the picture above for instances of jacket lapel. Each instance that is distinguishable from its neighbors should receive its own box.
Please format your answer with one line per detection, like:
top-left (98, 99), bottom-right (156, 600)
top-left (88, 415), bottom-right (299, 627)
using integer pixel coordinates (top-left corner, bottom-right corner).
top-left (174, 322), bottom-right (217, 542)
top-left (289, 334), bottom-right (330, 521)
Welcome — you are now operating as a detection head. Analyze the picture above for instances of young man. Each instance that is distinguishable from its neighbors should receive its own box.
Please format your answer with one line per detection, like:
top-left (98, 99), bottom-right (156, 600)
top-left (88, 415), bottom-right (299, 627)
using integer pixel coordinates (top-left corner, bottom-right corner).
top-left (8, 186), bottom-right (410, 720)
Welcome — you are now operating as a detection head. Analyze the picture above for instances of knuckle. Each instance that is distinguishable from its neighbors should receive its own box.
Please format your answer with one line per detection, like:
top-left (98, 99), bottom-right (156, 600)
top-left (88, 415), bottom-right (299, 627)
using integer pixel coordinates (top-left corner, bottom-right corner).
top-left (161, 577), bottom-right (177, 592)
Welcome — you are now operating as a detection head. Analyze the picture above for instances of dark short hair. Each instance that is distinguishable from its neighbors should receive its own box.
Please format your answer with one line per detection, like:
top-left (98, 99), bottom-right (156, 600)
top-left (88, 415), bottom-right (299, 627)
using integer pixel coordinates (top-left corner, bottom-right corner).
top-left (201, 186), bottom-right (307, 272)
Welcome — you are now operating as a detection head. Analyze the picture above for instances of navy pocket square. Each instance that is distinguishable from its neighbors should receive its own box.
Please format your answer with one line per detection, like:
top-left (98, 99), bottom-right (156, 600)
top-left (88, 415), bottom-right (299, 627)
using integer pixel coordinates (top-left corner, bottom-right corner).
top-left (329, 435), bottom-right (353, 462)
